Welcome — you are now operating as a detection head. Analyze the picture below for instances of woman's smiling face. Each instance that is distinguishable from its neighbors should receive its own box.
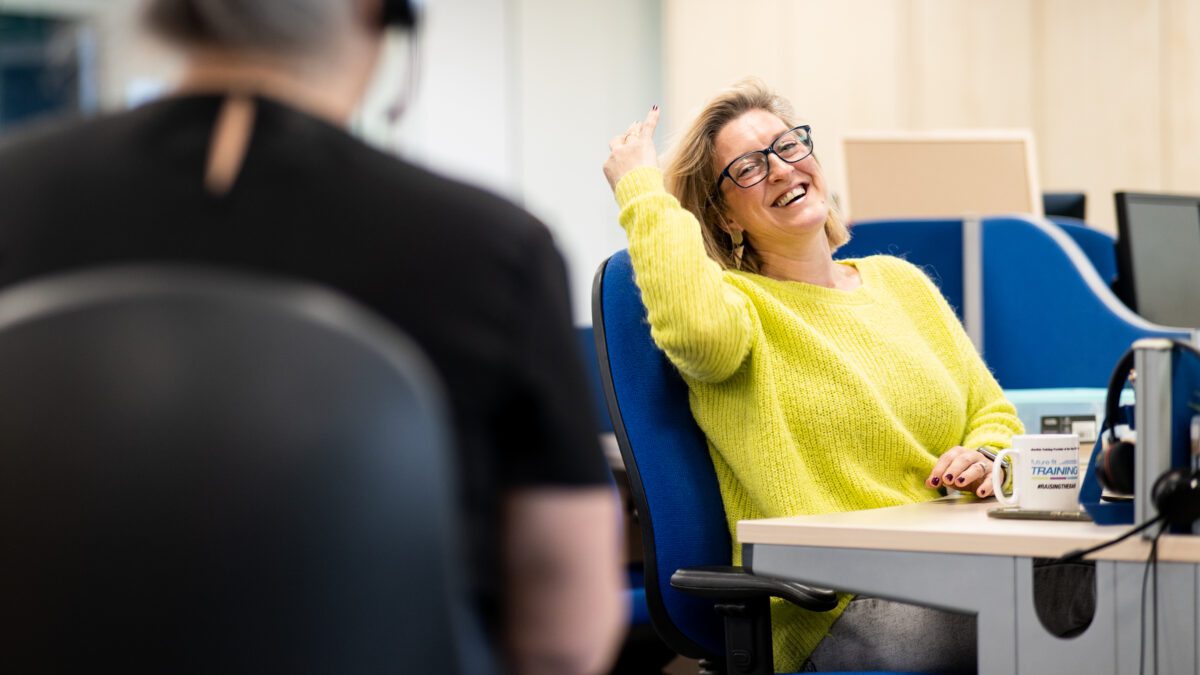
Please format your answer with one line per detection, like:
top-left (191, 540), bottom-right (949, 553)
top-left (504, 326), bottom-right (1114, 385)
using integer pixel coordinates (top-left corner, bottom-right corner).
top-left (713, 109), bottom-right (830, 250)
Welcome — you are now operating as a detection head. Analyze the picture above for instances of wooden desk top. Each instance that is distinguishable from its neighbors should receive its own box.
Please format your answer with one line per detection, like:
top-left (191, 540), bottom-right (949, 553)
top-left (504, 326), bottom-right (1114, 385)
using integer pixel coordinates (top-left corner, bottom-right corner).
top-left (738, 497), bottom-right (1200, 563)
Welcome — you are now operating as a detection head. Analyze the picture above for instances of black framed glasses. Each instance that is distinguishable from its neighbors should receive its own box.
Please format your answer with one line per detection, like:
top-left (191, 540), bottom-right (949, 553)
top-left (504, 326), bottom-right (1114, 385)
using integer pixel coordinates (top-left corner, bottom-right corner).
top-left (715, 125), bottom-right (814, 190)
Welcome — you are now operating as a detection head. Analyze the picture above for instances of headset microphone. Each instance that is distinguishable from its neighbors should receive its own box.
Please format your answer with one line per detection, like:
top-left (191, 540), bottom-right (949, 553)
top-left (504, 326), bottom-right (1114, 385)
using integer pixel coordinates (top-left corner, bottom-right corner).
top-left (381, 0), bottom-right (419, 28)
top-left (376, 0), bottom-right (422, 126)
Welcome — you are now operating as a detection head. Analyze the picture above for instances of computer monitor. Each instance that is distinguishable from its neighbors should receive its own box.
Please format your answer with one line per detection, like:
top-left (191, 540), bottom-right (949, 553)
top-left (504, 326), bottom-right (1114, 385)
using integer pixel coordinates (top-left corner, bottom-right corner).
top-left (1042, 192), bottom-right (1087, 221)
top-left (842, 131), bottom-right (1042, 221)
top-left (1114, 192), bottom-right (1200, 328)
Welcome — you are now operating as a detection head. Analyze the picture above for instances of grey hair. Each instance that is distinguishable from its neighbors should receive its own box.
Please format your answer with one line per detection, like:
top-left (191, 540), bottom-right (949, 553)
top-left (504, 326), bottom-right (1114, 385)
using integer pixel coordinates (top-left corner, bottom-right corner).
top-left (143, 0), bottom-right (355, 53)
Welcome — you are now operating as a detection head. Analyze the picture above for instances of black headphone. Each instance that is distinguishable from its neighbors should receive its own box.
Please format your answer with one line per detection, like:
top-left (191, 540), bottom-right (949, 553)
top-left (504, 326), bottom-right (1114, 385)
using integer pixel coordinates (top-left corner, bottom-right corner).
top-left (1098, 342), bottom-right (1200, 526)
top-left (1097, 349), bottom-right (1137, 495)
top-left (381, 0), bottom-right (419, 28)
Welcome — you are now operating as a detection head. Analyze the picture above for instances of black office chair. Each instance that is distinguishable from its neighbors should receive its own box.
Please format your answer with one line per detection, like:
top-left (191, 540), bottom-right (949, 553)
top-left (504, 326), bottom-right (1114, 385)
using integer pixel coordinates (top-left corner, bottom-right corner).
top-left (0, 266), bottom-right (490, 674)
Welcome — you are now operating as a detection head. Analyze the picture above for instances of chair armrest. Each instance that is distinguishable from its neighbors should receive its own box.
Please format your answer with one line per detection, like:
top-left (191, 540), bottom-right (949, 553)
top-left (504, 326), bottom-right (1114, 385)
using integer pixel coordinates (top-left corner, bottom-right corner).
top-left (670, 565), bottom-right (838, 612)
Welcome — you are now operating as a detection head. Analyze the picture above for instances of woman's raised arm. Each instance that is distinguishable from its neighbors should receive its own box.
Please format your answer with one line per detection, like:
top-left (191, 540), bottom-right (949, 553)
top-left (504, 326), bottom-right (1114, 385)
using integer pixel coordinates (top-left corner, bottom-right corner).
top-left (603, 107), bottom-right (753, 383)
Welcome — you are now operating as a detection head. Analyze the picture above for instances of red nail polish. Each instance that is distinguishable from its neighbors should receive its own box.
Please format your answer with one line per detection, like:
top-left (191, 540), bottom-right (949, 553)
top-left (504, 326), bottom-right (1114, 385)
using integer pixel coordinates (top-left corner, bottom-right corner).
top-left (931, 477), bottom-right (940, 487)
top-left (945, 474), bottom-right (954, 482)
top-left (652, 104), bottom-right (658, 110)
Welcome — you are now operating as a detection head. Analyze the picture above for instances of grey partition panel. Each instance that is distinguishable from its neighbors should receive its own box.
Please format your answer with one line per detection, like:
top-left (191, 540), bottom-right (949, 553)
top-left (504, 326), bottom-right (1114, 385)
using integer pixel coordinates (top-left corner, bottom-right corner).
top-left (1112, 561), bottom-right (1197, 674)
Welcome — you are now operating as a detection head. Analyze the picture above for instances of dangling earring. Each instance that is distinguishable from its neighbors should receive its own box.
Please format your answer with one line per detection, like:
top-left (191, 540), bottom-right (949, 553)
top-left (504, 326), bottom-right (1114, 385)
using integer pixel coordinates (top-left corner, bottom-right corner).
top-left (730, 230), bottom-right (745, 270)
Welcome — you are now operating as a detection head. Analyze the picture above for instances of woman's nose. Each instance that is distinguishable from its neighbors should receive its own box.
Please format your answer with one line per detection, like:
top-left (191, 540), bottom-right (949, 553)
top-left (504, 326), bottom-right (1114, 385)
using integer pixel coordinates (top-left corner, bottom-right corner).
top-left (766, 152), bottom-right (793, 182)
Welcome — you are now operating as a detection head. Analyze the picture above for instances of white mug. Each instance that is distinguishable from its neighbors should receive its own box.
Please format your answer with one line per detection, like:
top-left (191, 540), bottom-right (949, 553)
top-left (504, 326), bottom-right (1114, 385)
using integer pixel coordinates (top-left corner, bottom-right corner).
top-left (991, 434), bottom-right (1081, 511)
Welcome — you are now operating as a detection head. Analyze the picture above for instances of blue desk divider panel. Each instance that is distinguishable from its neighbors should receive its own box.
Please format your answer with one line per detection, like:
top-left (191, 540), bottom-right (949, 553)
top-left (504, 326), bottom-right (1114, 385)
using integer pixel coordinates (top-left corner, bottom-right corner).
top-left (837, 219), bottom-right (965, 321)
top-left (575, 326), bottom-right (614, 434)
top-left (980, 216), bottom-right (1191, 389)
top-left (1048, 217), bottom-right (1118, 289)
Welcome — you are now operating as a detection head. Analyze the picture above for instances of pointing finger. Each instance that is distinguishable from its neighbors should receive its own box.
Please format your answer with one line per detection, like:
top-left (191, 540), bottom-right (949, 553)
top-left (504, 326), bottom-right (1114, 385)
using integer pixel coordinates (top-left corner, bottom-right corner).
top-left (642, 105), bottom-right (660, 136)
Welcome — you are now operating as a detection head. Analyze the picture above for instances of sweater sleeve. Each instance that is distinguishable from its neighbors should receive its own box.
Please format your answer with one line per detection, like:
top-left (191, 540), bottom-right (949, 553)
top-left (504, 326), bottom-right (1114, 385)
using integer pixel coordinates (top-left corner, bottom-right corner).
top-left (614, 167), bottom-right (754, 383)
top-left (902, 260), bottom-right (1024, 450)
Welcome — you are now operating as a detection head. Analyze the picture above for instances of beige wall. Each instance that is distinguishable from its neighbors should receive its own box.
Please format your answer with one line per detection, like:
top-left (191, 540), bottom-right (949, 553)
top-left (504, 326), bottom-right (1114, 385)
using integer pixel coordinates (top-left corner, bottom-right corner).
top-left (663, 0), bottom-right (1200, 232)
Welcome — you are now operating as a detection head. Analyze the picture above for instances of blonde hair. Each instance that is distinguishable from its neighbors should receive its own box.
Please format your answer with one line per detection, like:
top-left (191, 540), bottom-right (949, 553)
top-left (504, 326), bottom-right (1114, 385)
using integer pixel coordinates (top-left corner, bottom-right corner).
top-left (664, 78), bottom-right (849, 273)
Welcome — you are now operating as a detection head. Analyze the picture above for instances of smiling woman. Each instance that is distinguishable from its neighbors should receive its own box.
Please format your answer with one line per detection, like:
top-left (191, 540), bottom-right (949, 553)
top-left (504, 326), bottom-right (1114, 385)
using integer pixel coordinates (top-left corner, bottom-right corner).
top-left (662, 79), bottom-right (848, 275)
top-left (601, 78), bottom-right (1024, 672)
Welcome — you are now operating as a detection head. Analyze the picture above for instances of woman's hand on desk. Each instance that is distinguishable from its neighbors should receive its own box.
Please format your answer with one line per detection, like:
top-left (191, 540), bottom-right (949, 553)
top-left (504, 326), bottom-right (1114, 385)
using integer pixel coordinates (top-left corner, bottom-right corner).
top-left (604, 106), bottom-right (660, 190)
top-left (926, 445), bottom-right (996, 498)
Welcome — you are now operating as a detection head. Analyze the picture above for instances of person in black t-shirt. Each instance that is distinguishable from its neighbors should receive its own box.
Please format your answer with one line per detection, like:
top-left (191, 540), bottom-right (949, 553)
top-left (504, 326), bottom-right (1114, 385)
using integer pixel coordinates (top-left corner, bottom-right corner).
top-left (0, 1), bottom-right (625, 673)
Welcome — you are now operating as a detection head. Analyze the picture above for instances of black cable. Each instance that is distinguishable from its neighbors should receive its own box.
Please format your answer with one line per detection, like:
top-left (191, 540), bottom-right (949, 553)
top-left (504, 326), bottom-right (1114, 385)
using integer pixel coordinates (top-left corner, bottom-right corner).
top-left (1138, 521), bottom-right (1166, 675)
top-left (1147, 526), bottom-right (1156, 672)
top-left (385, 28), bottom-right (422, 125)
top-left (1061, 515), bottom-right (1164, 562)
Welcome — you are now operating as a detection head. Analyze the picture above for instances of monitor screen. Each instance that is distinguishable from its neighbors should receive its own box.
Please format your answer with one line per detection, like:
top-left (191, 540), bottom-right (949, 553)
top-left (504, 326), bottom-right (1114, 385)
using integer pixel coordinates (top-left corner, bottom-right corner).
top-left (1042, 192), bottom-right (1086, 220)
top-left (1114, 192), bottom-right (1200, 328)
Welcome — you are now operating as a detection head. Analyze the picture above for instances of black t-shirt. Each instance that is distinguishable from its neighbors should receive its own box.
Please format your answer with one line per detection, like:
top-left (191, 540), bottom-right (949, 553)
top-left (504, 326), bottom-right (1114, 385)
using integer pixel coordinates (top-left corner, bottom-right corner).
top-left (0, 94), bottom-right (610, 633)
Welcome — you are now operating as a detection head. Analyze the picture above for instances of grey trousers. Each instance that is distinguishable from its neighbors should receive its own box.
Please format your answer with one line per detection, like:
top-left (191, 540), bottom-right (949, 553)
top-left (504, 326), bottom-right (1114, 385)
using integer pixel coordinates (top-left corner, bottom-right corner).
top-left (800, 559), bottom-right (1096, 673)
top-left (801, 597), bottom-right (976, 673)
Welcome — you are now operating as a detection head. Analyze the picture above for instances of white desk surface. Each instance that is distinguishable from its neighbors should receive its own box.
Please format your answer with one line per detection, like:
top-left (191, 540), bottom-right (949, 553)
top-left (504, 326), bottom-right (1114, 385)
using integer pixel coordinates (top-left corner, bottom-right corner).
top-left (738, 496), bottom-right (1200, 563)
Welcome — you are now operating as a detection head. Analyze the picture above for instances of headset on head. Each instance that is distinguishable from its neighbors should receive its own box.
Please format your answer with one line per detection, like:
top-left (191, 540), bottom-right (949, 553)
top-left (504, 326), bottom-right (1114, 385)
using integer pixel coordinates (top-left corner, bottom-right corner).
top-left (381, 0), bottom-right (419, 29)
top-left (1098, 342), bottom-right (1200, 526)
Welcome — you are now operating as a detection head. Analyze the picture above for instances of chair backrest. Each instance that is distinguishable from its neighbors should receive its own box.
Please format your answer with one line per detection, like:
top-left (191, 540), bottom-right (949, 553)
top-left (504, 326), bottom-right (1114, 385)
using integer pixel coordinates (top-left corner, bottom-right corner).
top-left (836, 218), bottom-right (966, 320)
top-left (0, 266), bottom-right (486, 674)
top-left (1047, 216), bottom-right (1118, 288)
top-left (981, 215), bottom-right (1193, 388)
top-left (592, 251), bottom-right (728, 660)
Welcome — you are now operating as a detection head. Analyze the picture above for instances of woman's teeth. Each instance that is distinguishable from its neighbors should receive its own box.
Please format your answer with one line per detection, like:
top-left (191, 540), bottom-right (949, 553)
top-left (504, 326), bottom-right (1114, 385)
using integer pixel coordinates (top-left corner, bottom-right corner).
top-left (774, 186), bottom-right (807, 207)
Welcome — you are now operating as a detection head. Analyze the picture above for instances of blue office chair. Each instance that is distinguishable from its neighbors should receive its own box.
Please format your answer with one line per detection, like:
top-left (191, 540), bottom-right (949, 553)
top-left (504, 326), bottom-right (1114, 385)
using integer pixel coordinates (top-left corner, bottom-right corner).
top-left (593, 251), bottom-right (889, 675)
top-left (0, 266), bottom-right (490, 674)
top-left (980, 215), bottom-right (1193, 389)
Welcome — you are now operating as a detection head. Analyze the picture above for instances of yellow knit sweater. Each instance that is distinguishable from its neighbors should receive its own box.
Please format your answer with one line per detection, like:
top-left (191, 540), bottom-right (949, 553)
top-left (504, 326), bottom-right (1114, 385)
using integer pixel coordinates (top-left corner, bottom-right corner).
top-left (615, 167), bottom-right (1022, 670)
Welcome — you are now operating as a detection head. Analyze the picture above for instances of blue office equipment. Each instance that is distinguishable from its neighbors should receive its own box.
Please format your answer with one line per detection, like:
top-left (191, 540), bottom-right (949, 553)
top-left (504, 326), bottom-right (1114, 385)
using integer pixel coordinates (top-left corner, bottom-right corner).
top-left (0, 266), bottom-right (488, 674)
